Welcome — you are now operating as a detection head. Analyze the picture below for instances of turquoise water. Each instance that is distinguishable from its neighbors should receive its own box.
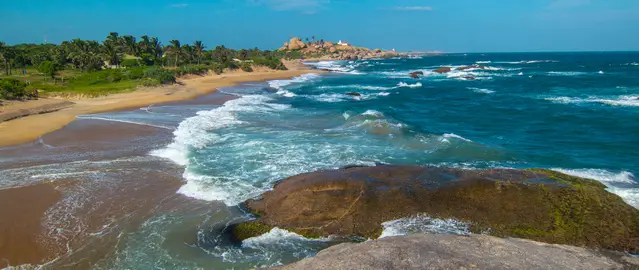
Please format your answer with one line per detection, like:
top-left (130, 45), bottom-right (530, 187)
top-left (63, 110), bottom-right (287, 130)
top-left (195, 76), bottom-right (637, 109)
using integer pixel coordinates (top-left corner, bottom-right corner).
top-left (153, 52), bottom-right (639, 208)
top-left (16, 53), bottom-right (637, 268)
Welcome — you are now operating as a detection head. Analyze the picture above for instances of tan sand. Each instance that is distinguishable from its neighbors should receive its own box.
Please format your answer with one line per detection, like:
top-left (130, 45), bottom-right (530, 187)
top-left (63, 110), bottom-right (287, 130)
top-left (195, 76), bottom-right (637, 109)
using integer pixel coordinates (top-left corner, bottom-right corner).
top-left (0, 62), bottom-right (321, 147)
top-left (0, 183), bottom-right (63, 268)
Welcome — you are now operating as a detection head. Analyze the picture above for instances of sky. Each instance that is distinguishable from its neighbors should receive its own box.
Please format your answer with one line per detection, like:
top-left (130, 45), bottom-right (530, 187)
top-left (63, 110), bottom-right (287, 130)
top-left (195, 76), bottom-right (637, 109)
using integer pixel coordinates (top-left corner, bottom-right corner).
top-left (1, 0), bottom-right (638, 52)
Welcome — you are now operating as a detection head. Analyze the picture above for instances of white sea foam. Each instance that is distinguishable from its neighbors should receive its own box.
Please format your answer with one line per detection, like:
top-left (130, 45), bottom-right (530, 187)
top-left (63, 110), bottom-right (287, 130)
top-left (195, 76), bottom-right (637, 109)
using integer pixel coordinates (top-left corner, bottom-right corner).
top-left (500, 60), bottom-right (558, 64)
top-left (547, 71), bottom-right (588, 76)
top-left (276, 90), bottom-right (297, 97)
top-left (442, 133), bottom-right (473, 142)
top-left (379, 215), bottom-right (471, 238)
top-left (476, 61), bottom-right (492, 64)
top-left (305, 61), bottom-right (363, 74)
top-left (545, 95), bottom-right (639, 107)
top-left (362, 110), bottom-right (384, 117)
top-left (467, 87), bottom-right (495, 94)
top-left (76, 116), bottom-right (173, 130)
top-left (551, 169), bottom-right (638, 209)
top-left (269, 73), bottom-right (320, 91)
top-left (397, 82), bottom-right (422, 88)
top-left (318, 84), bottom-right (396, 91)
top-left (242, 227), bottom-right (330, 249)
top-left (378, 92), bottom-right (390, 96)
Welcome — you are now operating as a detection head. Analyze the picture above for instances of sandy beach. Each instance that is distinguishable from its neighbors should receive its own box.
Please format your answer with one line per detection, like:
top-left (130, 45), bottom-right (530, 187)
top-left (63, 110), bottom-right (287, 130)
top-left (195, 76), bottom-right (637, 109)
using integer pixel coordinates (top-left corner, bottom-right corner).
top-left (0, 62), bottom-right (321, 268)
top-left (0, 61), bottom-right (321, 147)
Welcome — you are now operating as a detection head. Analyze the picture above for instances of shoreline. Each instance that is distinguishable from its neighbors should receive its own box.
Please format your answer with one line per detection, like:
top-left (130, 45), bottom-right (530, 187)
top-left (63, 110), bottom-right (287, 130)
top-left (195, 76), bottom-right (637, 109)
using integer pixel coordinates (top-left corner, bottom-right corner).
top-left (0, 62), bottom-right (322, 147)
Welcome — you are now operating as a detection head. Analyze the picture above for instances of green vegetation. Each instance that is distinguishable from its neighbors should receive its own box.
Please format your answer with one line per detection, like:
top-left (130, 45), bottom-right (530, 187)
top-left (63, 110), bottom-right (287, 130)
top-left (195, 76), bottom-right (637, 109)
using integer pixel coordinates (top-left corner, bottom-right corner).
top-left (0, 32), bottom-right (291, 99)
top-left (231, 221), bottom-right (273, 242)
top-left (0, 78), bottom-right (32, 100)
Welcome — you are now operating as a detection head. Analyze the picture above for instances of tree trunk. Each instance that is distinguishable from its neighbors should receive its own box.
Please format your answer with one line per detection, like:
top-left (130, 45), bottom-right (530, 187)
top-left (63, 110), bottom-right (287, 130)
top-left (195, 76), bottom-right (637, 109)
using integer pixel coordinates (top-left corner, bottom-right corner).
top-left (4, 60), bottom-right (8, 76)
top-left (175, 55), bottom-right (179, 67)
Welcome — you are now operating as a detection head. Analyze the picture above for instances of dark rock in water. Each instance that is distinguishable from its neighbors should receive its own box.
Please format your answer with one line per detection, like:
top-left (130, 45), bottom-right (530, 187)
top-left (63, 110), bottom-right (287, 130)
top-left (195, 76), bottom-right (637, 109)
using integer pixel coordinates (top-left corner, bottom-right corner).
top-left (462, 75), bottom-right (476, 80)
top-left (236, 166), bottom-right (639, 253)
top-left (276, 234), bottom-right (639, 270)
top-left (456, 64), bottom-right (488, 71)
top-left (345, 92), bottom-right (361, 97)
top-left (434, 67), bottom-right (452, 74)
top-left (409, 71), bottom-right (424, 78)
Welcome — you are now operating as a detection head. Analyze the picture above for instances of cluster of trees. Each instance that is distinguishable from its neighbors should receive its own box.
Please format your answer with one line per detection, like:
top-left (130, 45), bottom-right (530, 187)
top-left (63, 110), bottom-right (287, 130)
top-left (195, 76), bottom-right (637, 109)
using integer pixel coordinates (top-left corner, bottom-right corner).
top-left (0, 32), bottom-right (288, 75)
top-left (0, 32), bottom-right (291, 99)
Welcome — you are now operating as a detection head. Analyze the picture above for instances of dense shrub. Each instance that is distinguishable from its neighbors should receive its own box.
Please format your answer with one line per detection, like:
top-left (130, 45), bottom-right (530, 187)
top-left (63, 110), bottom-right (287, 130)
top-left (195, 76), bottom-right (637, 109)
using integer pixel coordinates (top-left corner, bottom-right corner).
top-left (252, 57), bottom-right (287, 70)
top-left (105, 69), bottom-right (123, 82)
top-left (144, 67), bottom-right (176, 84)
top-left (209, 63), bottom-right (224, 75)
top-left (123, 67), bottom-right (145, 80)
top-left (176, 65), bottom-right (208, 76)
top-left (0, 78), bottom-right (29, 100)
top-left (120, 59), bottom-right (140, 68)
top-left (240, 63), bottom-right (253, 72)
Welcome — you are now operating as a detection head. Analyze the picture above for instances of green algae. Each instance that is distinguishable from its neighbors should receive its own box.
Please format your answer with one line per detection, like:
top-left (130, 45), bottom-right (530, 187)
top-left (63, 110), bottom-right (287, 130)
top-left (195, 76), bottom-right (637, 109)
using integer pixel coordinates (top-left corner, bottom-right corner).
top-left (231, 221), bottom-right (273, 241)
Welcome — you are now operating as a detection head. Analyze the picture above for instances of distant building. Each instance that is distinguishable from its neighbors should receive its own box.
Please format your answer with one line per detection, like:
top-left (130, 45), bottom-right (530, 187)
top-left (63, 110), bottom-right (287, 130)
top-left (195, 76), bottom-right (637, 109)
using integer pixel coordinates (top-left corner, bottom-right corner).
top-left (337, 40), bottom-right (350, 46)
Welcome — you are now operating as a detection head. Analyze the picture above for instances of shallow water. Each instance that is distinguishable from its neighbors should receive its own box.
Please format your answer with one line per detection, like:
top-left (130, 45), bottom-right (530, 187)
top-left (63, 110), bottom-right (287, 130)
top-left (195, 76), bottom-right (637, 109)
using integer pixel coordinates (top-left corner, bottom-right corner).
top-left (2, 52), bottom-right (639, 269)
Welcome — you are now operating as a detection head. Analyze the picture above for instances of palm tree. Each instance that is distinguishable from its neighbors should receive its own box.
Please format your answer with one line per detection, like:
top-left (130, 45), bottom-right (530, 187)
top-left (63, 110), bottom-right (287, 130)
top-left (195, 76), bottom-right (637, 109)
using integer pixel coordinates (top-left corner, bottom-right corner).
top-left (107, 32), bottom-right (120, 43)
top-left (168, 40), bottom-right (181, 66)
top-left (0, 41), bottom-right (8, 76)
top-left (150, 37), bottom-right (163, 60)
top-left (182, 45), bottom-right (194, 64)
top-left (193, 40), bottom-right (205, 65)
top-left (103, 42), bottom-right (121, 68)
top-left (139, 35), bottom-right (151, 53)
top-left (121, 35), bottom-right (138, 56)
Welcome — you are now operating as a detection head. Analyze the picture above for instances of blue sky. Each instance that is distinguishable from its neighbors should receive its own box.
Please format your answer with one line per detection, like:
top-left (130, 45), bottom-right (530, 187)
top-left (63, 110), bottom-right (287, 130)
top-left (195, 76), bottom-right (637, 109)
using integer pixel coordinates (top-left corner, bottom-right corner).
top-left (1, 0), bottom-right (638, 52)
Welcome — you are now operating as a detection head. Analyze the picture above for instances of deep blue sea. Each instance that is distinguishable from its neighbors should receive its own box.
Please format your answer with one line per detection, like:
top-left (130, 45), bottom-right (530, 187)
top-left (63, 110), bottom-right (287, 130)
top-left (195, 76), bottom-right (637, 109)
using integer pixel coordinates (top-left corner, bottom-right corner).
top-left (5, 52), bottom-right (638, 268)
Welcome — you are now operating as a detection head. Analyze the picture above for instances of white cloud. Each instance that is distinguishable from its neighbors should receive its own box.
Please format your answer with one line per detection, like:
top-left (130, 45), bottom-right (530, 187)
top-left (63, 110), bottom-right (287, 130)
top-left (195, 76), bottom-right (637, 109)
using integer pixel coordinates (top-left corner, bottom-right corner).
top-left (548, 0), bottom-right (591, 9)
top-left (170, 3), bottom-right (189, 8)
top-left (393, 6), bottom-right (433, 11)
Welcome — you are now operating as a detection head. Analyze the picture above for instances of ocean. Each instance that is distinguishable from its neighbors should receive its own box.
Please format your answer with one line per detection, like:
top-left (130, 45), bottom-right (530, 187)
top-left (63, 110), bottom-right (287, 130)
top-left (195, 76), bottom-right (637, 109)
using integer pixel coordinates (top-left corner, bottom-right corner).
top-left (2, 52), bottom-right (639, 268)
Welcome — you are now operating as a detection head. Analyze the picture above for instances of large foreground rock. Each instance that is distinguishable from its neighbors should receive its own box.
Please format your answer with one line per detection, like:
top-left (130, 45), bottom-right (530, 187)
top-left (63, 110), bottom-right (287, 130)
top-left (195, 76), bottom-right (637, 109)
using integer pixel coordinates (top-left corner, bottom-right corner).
top-left (276, 234), bottom-right (639, 270)
top-left (235, 166), bottom-right (639, 252)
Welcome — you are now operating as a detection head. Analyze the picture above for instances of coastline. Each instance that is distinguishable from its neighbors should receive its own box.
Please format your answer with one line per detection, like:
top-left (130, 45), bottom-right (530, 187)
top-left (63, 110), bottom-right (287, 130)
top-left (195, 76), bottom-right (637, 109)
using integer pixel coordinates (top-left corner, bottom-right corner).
top-left (0, 61), bottom-right (322, 147)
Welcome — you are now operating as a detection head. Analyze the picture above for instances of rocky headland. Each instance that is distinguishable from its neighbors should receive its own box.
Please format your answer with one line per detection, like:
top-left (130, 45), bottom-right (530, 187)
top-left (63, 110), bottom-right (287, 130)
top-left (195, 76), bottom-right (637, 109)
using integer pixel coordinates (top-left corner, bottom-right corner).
top-left (278, 37), bottom-right (404, 61)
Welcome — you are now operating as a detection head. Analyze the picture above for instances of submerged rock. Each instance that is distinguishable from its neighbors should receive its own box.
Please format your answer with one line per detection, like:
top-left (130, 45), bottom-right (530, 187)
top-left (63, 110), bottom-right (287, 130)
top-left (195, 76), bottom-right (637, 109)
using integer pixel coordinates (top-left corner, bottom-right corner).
top-left (409, 71), bottom-right (424, 78)
top-left (434, 67), bottom-right (452, 73)
top-left (236, 166), bottom-right (639, 252)
top-left (276, 234), bottom-right (638, 270)
top-left (345, 92), bottom-right (361, 97)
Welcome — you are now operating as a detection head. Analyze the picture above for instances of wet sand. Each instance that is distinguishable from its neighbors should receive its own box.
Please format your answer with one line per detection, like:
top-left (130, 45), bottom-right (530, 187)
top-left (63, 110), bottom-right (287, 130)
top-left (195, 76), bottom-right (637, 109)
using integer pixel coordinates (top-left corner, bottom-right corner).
top-left (0, 92), bottom-right (237, 268)
top-left (0, 183), bottom-right (62, 268)
top-left (0, 61), bottom-right (322, 147)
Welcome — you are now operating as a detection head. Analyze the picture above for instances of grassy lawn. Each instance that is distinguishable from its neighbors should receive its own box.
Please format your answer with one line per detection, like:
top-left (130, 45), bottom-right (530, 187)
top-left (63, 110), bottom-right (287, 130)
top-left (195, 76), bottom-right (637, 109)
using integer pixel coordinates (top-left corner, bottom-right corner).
top-left (1, 68), bottom-right (148, 97)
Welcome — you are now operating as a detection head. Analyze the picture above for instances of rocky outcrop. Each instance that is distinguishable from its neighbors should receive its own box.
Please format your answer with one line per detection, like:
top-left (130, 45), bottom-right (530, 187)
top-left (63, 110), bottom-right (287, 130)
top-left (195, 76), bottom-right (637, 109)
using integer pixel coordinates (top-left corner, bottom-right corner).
top-left (278, 37), bottom-right (404, 60)
top-left (434, 67), bottom-right (452, 73)
top-left (345, 92), bottom-right (361, 97)
top-left (409, 71), bottom-right (424, 78)
top-left (236, 166), bottom-right (639, 252)
top-left (287, 38), bottom-right (307, 50)
top-left (276, 234), bottom-right (638, 270)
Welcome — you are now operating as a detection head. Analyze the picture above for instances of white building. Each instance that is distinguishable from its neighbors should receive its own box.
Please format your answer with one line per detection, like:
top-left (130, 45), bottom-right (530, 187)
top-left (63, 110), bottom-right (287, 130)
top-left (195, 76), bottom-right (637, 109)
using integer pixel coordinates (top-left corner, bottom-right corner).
top-left (337, 40), bottom-right (350, 46)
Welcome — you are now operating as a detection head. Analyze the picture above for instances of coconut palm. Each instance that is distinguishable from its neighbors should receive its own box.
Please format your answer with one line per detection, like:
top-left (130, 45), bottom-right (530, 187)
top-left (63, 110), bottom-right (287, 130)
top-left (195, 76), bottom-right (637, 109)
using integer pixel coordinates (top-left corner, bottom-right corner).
top-left (0, 41), bottom-right (8, 75)
top-left (121, 35), bottom-right (138, 56)
top-left (193, 40), bottom-right (206, 65)
top-left (103, 42), bottom-right (121, 68)
top-left (150, 37), bottom-right (163, 60)
top-left (168, 40), bottom-right (181, 66)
